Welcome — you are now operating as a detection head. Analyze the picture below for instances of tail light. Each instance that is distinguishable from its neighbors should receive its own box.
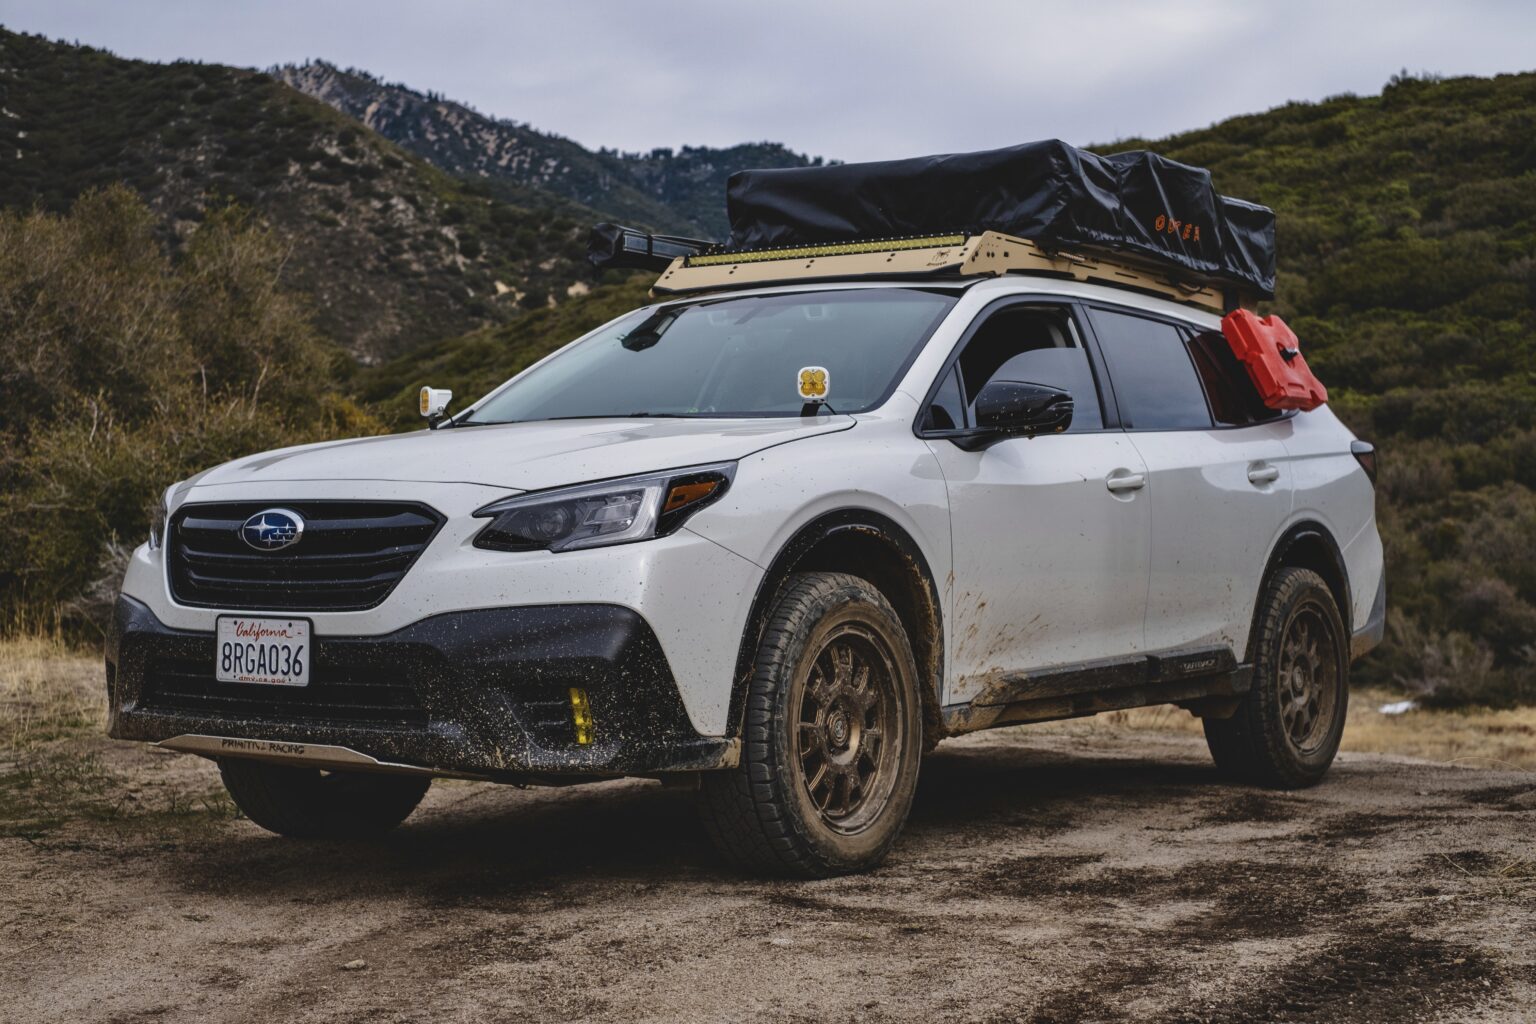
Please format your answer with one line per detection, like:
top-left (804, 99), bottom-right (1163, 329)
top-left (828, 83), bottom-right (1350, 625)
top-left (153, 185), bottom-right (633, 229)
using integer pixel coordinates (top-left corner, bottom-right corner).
top-left (1350, 440), bottom-right (1377, 485)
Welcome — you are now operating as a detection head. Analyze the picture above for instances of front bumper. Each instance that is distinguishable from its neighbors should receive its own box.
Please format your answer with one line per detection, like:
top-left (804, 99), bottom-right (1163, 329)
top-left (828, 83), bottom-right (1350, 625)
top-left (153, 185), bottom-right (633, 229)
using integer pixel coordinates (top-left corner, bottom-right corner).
top-left (106, 595), bottom-right (735, 778)
top-left (123, 479), bottom-right (764, 737)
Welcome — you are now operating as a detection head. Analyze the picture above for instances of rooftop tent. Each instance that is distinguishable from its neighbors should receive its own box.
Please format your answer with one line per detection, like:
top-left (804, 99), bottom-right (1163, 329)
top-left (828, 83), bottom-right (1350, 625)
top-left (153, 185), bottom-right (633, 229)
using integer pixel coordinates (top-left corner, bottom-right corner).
top-left (723, 139), bottom-right (1277, 298)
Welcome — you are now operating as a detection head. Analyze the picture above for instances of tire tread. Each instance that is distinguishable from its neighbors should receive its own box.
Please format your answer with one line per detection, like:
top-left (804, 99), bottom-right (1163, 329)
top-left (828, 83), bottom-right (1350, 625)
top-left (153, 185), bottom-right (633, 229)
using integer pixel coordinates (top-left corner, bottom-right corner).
top-left (698, 571), bottom-right (919, 877)
top-left (1204, 566), bottom-right (1348, 789)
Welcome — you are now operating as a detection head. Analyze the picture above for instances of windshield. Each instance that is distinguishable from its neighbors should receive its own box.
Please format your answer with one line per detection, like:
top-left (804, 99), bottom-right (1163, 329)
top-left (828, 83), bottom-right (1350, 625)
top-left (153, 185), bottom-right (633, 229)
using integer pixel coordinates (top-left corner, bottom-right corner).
top-left (461, 289), bottom-right (958, 423)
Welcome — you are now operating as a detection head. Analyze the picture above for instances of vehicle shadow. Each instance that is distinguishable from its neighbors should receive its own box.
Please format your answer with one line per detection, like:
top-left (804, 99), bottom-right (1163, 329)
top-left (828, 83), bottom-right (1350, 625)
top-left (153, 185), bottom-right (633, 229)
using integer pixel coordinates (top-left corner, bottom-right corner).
top-left (906, 741), bottom-right (1221, 833)
top-left (162, 741), bottom-right (1232, 904)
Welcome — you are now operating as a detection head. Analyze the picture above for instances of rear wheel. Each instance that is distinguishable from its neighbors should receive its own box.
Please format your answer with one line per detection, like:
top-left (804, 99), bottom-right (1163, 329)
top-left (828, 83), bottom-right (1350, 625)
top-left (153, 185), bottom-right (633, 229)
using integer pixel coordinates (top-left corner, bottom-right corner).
top-left (1204, 567), bottom-right (1349, 788)
top-left (698, 572), bottom-right (923, 877)
top-left (219, 759), bottom-right (430, 838)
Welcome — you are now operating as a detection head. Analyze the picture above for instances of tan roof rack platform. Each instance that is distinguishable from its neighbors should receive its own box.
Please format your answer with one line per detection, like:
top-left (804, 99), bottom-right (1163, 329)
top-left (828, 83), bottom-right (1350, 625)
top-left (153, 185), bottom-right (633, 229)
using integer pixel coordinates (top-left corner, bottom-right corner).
top-left (650, 231), bottom-right (1240, 312)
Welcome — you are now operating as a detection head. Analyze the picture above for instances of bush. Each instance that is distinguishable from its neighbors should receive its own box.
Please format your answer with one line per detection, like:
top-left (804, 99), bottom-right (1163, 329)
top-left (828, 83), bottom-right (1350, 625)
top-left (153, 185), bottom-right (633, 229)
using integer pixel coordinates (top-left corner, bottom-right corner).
top-left (0, 187), bottom-right (380, 630)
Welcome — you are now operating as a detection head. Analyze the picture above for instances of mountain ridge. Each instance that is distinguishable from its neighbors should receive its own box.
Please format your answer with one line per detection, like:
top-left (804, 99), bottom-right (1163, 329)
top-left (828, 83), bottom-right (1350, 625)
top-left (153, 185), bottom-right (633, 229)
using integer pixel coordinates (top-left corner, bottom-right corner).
top-left (275, 60), bottom-right (820, 239)
top-left (0, 27), bottom-right (600, 361)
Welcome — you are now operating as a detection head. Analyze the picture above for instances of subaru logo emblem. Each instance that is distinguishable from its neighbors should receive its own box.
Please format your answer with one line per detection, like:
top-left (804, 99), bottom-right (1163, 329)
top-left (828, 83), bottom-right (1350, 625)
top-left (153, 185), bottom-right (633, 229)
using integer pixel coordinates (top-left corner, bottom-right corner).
top-left (240, 508), bottom-right (304, 552)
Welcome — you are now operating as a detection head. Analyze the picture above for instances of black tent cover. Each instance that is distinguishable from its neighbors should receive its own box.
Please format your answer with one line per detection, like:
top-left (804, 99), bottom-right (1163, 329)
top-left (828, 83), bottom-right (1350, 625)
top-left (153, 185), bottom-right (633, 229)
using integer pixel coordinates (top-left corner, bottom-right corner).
top-left (725, 139), bottom-right (1276, 297)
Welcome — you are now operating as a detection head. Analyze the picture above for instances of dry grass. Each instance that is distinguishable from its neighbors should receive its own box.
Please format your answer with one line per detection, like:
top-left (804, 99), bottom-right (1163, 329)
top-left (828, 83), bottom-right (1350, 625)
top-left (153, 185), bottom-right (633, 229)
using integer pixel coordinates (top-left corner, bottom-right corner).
top-left (1336, 690), bottom-right (1536, 771)
top-left (0, 634), bottom-right (104, 752)
top-left (0, 636), bottom-right (236, 838)
top-left (1034, 687), bottom-right (1536, 770)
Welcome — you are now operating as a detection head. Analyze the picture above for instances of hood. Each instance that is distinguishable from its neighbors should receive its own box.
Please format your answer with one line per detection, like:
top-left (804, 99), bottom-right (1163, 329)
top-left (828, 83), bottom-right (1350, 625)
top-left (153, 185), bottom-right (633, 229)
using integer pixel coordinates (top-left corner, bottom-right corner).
top-left (190, 416), bottom-right (855, 493)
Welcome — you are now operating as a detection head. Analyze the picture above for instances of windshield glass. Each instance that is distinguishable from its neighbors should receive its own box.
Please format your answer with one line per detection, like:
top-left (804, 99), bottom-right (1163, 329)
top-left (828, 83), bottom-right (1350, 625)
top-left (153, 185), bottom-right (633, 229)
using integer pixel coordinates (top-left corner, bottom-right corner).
top-left (461, 289), bottom-right (958, 423)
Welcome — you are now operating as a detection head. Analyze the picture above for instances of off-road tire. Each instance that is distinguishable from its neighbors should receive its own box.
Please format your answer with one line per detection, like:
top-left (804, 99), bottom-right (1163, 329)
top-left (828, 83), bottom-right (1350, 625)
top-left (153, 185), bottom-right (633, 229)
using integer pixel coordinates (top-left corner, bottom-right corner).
top-left (698, 572), bottom-right (923, 877)
top-left (219, 759), bottom-right (430, 839)
top-left (1205, 567), bottom-right (1349, 788)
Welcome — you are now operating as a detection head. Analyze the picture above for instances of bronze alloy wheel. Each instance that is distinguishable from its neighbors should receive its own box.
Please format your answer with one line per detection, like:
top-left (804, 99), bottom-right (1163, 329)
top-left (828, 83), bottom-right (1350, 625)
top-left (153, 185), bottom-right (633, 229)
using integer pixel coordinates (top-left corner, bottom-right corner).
top-left (697, 571), bottom-right (923, 877)
top-left (1203, 566), bottom-right (1350, 789)
top-left (1277, 600), bottom-right (1341, 756)
top-left (794, 623), bottom-right (903, 834)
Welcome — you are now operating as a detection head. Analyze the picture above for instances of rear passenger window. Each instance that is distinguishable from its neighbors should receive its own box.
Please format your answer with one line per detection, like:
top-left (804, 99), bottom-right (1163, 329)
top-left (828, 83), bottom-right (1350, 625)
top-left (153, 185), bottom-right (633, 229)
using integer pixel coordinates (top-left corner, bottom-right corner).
top-left (1088, 308), bottom-right (1213, 431)
top-left (1187, 330), bottom-right (1283, 426)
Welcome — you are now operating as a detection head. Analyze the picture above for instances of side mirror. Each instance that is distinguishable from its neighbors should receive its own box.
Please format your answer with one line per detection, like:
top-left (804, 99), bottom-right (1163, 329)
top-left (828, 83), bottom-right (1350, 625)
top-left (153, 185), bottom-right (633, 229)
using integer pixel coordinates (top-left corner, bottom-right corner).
top-left (419, 386), bottom-right (453, 425)
top-left (963, 380), bottom-right (1073, 448)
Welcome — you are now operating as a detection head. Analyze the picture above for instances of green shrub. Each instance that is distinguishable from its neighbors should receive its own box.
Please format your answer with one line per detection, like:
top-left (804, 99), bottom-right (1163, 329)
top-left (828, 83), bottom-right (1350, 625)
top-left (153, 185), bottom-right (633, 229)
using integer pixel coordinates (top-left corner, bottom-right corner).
top-left (0, 188), bottom-right (381, 629)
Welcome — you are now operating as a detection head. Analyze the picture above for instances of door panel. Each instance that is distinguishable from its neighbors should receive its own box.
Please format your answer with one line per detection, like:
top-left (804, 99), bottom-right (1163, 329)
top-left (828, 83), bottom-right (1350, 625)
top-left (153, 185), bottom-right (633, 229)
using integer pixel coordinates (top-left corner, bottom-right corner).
top-left (929, 433), bottom-right (1151, 705)
top-left (1126, 427), bottom-right (1293, 655)
top-left (1085, 306), bottom-right (1296, 660)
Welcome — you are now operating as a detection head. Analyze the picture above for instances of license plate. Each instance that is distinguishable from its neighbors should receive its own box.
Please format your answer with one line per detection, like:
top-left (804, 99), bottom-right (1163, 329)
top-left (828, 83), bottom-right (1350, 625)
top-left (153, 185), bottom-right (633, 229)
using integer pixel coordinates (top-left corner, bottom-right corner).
top-left (215, 616), bottom-right (311, 687)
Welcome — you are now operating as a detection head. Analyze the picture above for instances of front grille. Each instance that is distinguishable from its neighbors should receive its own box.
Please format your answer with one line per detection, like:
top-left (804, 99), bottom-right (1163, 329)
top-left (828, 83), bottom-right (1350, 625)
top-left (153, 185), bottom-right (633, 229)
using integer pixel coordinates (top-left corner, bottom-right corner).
top-left (168, 501), bottom-right (443, 612)
top-left (142, 656), bottom-right (428, 728)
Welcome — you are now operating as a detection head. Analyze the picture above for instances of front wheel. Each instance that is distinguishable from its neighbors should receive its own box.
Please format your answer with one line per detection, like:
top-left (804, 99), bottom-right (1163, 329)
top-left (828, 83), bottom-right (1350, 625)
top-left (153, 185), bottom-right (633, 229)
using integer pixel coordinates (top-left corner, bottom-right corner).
top-left (698, 572), bottom-right (924, 877)
top-left (219, 758), bottom-right (431, 838)
top-left (1204, 567), bottom-right (1349, 788)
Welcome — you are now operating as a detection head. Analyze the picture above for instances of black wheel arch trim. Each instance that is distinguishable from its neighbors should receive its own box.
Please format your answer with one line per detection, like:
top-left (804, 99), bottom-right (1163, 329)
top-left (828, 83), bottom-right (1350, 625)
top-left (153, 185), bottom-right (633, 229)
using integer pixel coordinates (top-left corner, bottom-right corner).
top-left (1259, 521), bottom-right (1353, 646)
top-left (726, 509), bottom-right (945, 741)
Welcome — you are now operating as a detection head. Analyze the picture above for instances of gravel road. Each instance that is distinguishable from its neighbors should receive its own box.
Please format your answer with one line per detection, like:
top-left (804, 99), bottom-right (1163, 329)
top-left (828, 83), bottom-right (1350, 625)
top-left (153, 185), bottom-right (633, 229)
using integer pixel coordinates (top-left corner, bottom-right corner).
top-left (3, 727), bottom-right (1532, 1023)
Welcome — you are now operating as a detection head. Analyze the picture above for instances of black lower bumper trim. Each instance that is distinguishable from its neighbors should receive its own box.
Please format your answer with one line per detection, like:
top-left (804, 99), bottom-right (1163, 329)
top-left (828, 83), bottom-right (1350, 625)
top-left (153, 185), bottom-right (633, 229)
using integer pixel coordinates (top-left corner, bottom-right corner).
top-left (1351, 572), bottom-right (1386, 661)
top-left (106, 595), bottom-right (733, 777)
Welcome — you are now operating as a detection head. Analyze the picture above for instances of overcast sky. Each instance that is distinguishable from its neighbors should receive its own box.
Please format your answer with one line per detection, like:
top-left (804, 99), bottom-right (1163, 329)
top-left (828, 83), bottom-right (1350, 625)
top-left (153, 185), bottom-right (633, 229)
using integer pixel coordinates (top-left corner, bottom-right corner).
top-left (5, 1), bottom-right (1534, 162)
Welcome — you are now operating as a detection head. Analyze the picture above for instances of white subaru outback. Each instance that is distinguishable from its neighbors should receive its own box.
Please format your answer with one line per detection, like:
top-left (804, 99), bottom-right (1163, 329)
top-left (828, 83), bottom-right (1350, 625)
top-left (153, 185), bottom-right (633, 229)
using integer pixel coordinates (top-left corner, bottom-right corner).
top-left (107, 248), bottom-right (1384, 877)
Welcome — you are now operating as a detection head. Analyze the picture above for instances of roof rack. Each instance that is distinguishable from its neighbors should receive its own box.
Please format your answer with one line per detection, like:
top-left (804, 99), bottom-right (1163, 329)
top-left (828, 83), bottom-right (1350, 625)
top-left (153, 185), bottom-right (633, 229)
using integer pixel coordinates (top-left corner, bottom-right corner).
top-left (650, 231), bottom-right (1243, 312)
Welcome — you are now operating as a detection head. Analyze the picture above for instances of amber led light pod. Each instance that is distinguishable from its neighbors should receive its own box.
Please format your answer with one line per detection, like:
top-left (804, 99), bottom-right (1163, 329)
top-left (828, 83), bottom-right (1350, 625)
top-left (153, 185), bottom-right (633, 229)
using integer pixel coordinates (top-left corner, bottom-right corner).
top-left (570, 687), bottom-right (594, 745)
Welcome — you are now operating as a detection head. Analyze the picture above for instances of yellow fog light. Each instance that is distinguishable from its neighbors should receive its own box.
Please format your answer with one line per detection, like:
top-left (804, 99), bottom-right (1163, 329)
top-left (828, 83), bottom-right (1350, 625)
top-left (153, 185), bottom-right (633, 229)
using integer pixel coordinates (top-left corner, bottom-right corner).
top-left (569, 687), bottom-right (594, 745)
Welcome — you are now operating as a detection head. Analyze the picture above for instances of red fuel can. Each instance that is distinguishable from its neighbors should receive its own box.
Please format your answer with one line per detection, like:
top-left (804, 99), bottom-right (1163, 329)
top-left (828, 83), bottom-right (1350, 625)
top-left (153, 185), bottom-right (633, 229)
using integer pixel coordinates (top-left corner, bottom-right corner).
top-left (1221, 310), bottom-right (1327, 411)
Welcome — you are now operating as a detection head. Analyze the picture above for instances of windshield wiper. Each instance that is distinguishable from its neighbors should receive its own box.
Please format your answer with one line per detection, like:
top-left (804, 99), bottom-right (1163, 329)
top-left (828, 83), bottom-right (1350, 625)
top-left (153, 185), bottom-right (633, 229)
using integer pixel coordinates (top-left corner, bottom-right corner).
top-left (500, 413), bottom-right (691, 422)
top-left (446, 412), bottom-right (693, 427)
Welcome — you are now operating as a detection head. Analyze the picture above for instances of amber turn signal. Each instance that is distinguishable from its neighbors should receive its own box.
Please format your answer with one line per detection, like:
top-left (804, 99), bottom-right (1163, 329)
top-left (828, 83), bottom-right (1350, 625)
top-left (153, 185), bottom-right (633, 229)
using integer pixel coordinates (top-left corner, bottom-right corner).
top-left (663, 479), bottom-right (721, 514)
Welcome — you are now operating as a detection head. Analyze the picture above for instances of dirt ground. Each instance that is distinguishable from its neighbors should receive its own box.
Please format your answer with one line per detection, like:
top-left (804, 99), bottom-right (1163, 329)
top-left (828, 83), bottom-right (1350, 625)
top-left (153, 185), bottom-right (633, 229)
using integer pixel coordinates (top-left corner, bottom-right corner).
top-left (2, 641), bottom-right (1534, 1023)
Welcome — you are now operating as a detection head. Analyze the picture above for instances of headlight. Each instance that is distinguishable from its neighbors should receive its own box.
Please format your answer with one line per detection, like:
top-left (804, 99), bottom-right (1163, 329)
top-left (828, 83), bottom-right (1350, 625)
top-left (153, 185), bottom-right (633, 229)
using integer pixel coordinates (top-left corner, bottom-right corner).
top-left (473, 462), bottom-right (735, 553)
top-left (147, 491), bottom-right (169, 551)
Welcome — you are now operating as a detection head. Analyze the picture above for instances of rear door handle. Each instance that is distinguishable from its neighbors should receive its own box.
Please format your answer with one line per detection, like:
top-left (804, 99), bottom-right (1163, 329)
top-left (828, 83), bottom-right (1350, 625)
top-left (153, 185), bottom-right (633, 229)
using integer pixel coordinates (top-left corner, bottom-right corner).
top-left (1105, 471), bottom-right (1146, 493)
top-left (1247, 464), bottom-right (1280, 485)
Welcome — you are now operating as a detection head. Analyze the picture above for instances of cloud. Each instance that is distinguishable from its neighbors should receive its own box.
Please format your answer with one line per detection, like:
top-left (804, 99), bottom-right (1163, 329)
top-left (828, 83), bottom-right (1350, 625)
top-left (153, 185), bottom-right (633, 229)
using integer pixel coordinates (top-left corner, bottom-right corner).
top-left (5, 0), bottom-right (1534, 161)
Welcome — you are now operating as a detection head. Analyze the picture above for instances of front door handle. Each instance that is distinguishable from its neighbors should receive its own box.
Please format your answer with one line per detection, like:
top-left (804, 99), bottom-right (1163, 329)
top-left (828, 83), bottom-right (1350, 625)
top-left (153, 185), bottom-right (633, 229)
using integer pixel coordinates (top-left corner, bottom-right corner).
top-left (1105, 471), bottom-right (1146, 493)
top-left (1247, 464), bottom-right (1280, 485)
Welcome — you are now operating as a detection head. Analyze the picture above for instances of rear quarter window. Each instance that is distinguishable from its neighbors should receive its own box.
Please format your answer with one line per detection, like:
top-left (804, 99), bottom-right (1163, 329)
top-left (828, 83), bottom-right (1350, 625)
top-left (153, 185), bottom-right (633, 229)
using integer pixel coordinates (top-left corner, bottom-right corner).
top-left (1187, 329), bottom-right (1285, 427)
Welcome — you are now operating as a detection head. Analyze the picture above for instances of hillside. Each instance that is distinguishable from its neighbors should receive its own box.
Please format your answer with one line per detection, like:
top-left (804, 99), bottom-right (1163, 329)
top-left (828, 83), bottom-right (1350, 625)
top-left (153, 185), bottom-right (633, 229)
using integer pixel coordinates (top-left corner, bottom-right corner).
top-left (359, 71), bottom-right (1536, 705)
top-left (1104, 70), bottom-right (1536, 701)
top-left (0, 29), bottom-right (597, 361)
top-left (276, 61), bottom-right (817, 239)
top-left (357, 276), bottom-right (653, 429)
top-left (611, 142), bottom-right (822, 240)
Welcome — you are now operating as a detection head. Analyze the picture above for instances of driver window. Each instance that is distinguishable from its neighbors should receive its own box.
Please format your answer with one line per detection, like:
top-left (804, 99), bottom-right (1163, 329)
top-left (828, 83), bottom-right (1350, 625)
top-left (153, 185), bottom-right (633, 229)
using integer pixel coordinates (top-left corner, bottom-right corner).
top-left (951, 305), bottom-right (1104, 432)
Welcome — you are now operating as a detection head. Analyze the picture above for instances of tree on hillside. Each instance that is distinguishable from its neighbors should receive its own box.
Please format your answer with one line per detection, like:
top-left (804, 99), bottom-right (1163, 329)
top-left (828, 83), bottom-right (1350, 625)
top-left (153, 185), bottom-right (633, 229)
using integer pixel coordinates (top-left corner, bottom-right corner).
top-left (0, 187), bottom-right (378, 628)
